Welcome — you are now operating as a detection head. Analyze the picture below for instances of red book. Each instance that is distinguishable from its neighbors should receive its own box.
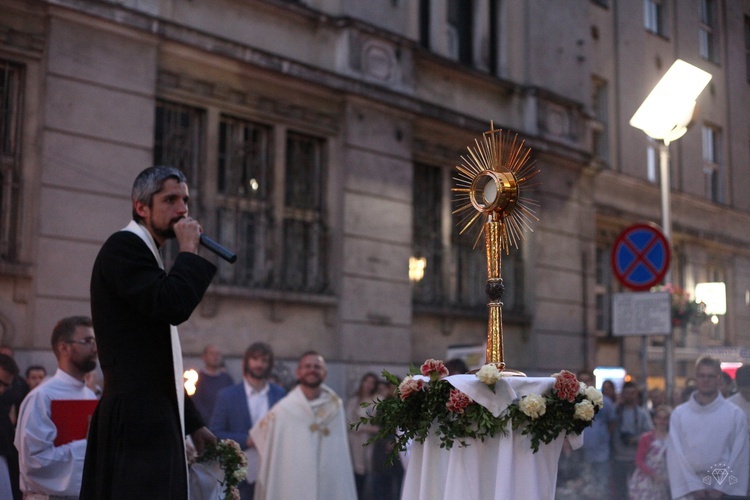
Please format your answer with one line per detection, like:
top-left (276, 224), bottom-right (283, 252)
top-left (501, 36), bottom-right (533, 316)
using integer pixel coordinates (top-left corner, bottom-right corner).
top-left (50, 399), bottom-right (99, 446)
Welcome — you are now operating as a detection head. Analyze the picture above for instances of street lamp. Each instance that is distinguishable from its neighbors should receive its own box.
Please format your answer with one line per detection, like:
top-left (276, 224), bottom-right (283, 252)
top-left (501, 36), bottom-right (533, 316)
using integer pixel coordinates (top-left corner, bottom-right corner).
top-left (629, 59), bottom-right (712, 405)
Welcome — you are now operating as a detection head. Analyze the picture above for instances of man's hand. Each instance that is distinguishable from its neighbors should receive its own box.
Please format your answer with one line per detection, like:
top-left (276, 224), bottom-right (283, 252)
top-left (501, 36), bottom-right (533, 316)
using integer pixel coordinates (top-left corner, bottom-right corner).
top-left (173, 217), bottom-right (202, 254)
top-left (190, 426), bottom-right (216, 455)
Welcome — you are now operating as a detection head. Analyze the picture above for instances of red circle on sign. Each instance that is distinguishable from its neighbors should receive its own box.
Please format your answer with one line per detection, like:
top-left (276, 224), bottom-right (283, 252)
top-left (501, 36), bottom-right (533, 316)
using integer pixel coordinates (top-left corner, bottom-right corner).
top-left (611, 223), bottom-right (671, 291)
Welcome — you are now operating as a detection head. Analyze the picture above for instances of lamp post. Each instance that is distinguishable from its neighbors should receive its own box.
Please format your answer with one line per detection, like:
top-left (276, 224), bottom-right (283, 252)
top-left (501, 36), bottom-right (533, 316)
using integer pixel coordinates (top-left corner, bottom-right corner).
top-left (629, 59), bottom-right (712, 404)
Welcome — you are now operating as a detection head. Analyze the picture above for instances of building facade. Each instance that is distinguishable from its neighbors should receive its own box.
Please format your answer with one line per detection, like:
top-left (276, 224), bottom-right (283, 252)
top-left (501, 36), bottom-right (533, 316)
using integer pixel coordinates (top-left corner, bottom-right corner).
top-left (1, 0), bottom-right (749, 393)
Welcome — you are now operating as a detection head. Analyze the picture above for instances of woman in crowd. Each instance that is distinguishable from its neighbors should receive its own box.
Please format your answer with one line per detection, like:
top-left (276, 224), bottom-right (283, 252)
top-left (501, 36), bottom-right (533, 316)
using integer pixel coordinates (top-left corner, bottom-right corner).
top-left (628, 404), bottom-right (672, 500)
top-left (346, 372), bottom-right (380, 499)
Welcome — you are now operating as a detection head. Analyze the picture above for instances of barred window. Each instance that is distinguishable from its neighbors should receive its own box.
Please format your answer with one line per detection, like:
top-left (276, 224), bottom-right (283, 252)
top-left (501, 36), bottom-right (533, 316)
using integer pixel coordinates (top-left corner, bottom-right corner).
top-left (154, 101), bottom-right (330, 294)
top-left (153, 100), bottom-right (205, 267)
top-left (281, 132), bottom-right (328, 293)
top-left (412, 162), bottom-right (444, 305)
top-left (412, 162), bottom-right (522, 313)
top-left (154, 100), bottom-right (204, 188)
top-left (0, 61), bottom-right (24, 263)
top-left (215, 116), bottom-right (274, 288)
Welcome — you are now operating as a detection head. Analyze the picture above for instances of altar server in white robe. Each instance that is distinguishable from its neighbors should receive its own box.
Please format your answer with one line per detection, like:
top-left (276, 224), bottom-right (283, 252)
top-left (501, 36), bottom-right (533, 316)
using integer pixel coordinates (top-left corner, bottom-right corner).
top-left (250, 351), bottom-right (357, 500)
top-left (667, 355), bottom-right (749, 499)
top-left (15, 316), bottom-right (99, 498)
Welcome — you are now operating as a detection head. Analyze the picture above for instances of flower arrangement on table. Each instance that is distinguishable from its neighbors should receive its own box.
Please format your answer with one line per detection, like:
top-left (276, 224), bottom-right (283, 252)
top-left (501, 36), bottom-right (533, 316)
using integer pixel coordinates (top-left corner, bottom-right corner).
top-left (352, 359), bottom-right (603, 462)
top-left (195, 439), bottom-right (248, 500)
top-left (652, 284), bottom-right (708, 327)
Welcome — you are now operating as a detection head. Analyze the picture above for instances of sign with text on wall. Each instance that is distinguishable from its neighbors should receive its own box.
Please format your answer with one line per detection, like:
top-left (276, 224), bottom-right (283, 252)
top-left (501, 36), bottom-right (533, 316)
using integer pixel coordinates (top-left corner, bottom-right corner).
top-left (612, 291), bottom-right (671, 336)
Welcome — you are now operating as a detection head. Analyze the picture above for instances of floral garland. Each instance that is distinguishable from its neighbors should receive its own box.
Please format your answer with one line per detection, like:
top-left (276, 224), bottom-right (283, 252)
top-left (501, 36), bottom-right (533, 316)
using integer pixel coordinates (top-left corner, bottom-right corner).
top-left (196, 439), bottom-right (248, 500)
top-left (652, 284), bottom-right (708, 327)
top-left (353, 359), bottom-right (603, 461)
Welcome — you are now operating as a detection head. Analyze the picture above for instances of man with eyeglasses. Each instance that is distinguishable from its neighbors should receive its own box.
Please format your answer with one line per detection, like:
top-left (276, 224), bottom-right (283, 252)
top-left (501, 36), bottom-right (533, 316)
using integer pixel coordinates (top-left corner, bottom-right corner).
top-left (667, 355), bottom-right (749, 499)
top-left (14, 316), bottom-right (99, 499)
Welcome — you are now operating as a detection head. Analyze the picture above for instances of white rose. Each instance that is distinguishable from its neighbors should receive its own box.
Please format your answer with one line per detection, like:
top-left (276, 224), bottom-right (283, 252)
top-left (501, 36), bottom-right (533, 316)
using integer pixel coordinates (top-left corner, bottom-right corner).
top-left (476, 364), bottom-right (501, 386)
top-left (574, 399), bottom-right (596, 421)
top-left (584, 386), bottom-right (604, 408)
top-left (518, 393), bottom-right (546, 419)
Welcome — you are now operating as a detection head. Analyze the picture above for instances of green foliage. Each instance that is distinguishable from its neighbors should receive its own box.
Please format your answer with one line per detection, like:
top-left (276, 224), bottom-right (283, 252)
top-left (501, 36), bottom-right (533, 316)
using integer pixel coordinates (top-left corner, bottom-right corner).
top-left (351, 364), bottom-right (601, 462)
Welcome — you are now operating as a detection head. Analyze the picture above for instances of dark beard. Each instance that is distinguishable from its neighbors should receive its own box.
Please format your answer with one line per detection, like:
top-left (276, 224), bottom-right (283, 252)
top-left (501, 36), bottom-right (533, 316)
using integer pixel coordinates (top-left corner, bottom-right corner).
top-left (152, 225), bottom-right (176, 241)
top-left (74, 358), bottom-right (97, 374)
top-left (151, 215), bottom-right (182, 242)
top-left (247, 367), bottom-right (270, 380)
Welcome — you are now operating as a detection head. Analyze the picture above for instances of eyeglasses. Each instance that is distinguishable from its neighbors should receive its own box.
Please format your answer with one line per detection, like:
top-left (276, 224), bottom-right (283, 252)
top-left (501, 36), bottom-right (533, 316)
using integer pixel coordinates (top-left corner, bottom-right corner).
top-left (65, 337), bottom-right (97, 346)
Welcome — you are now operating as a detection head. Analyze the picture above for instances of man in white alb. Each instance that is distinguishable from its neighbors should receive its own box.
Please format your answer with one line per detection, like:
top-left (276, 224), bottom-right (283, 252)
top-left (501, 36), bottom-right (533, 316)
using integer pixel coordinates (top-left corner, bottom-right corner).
top-left (250, 351), bottom-right (357, 500)
top-left (15, 316), bottom-right (99, 499)
top-left (667, 355), bottom-right (749, 499)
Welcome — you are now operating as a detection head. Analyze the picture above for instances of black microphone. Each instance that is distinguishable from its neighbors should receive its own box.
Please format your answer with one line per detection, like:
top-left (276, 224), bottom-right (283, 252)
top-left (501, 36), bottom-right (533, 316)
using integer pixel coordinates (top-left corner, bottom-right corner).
top-left (199, 234), bottom-right (237, 263)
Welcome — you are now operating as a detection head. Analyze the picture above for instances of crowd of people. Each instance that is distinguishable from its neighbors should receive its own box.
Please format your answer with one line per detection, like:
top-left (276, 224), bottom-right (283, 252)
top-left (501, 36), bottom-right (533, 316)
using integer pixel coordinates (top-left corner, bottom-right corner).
top-left (557, 357), bottom-right (750, 500)
top-left (0, 165), bottom-right (748, 500)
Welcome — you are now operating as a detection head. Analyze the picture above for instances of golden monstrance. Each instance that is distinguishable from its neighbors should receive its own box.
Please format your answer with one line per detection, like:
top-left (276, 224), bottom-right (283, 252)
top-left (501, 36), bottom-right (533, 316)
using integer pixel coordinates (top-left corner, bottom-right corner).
top-left (452, 123), bottom-right (540, 375)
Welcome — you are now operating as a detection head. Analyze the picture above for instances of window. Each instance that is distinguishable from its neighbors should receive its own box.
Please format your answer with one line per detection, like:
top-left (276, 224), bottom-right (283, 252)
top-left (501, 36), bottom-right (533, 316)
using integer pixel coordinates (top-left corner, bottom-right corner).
top-left (215, 116), bottom-right (274, 288)
top-left (447, 0), bottom-right (473, 65)
top-left (281, 132), bottom-right (328, 293)
top-left (0, 61), bottom-right (24, 263)
top-left (412, 163), bottom-right (444, 304)
top-left (154, 100), bottom-right (330, 294)
top-left (412, 162), bottom-right (523, 313)
top-left (699, 0), bottom-right (720, 63)
top-left (591, 77), bottom-right (609, 164)
top-left (644, 0), bottom-right (665, 36)
top-left (154, 100), bottom-right (205, 192)
top-left (419, 0), bottom-right (431, 49)
top-left (702, 124), bottom-right (723, 203)
top-left (153, 100), bottom-right (205, 267)
top-left (745, 16), bottom-right (750, 81)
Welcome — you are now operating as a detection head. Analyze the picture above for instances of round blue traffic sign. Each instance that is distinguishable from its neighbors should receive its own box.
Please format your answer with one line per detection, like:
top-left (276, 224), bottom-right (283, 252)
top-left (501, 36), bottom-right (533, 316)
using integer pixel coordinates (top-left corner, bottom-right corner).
top-left (611, 223), bottom-right (671, 291)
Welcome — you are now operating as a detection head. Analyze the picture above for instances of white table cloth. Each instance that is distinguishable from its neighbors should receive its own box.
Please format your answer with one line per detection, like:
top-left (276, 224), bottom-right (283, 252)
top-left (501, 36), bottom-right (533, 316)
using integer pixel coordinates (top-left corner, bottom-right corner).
top-left (401, 375), bottom-right (582, 500)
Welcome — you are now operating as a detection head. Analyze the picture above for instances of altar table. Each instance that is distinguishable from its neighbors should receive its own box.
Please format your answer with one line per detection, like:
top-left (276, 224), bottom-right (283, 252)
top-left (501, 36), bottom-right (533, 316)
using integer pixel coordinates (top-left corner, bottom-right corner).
top-left (400, 375), bottom-right (582, 500)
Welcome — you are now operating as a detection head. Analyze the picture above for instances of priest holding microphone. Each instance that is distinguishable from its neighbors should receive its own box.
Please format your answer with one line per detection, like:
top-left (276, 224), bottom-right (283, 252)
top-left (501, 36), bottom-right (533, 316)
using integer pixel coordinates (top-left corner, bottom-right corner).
top-left (81, 166), bottom-right (232, 499)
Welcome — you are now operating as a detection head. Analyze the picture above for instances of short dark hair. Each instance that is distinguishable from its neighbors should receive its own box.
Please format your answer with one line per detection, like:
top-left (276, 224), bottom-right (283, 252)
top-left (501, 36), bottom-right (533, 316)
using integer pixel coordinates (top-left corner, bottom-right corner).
top-left (131, 166), bottom-right (187, 222)
top-left (51, 316), bottom-right (93, 356)
top-left (243, 342), bottom-right (275, 377)
top-left (25, 365), bottom-right (46, 378)
top-left (0, 353), bottom-right (19, 378)
top-left (695, 355), bottom-right (721, 373)
top-left (736, 365), bottom-right (750, 388)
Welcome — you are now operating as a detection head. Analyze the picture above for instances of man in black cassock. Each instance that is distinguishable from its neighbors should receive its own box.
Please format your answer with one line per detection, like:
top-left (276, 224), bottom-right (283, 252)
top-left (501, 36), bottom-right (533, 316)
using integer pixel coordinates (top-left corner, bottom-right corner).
top-left (81, 166), bottom-right (217, 499)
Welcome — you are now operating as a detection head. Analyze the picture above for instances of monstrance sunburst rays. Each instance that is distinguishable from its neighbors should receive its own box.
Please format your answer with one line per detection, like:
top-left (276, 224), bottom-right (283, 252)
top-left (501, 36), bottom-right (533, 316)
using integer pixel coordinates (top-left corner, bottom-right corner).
top-left (452, 124), bottom-right (541, 253)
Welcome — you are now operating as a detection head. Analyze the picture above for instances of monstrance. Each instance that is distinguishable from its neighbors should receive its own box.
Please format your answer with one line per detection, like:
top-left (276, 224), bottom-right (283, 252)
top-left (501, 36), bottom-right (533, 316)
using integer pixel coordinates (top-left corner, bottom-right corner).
top-left (452, 123), bottom-right (540, 375)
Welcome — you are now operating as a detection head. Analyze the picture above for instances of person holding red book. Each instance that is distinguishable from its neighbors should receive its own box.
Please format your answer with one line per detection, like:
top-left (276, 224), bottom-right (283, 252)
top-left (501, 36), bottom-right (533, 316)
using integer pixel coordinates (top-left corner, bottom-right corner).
top-left (14, 316), bottom-right (98, 498)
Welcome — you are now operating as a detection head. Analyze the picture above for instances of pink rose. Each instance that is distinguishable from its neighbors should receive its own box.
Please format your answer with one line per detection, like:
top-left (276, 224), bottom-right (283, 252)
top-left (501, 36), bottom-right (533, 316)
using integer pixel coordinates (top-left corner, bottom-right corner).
top-left (446, 388), bottom-right (473, 414)
top-left (420, 359), bottom-right (449, 380)
top-left (399, 376), bottom-right (425, 400)
top-left (553, 370), bottom-right (580, 403)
